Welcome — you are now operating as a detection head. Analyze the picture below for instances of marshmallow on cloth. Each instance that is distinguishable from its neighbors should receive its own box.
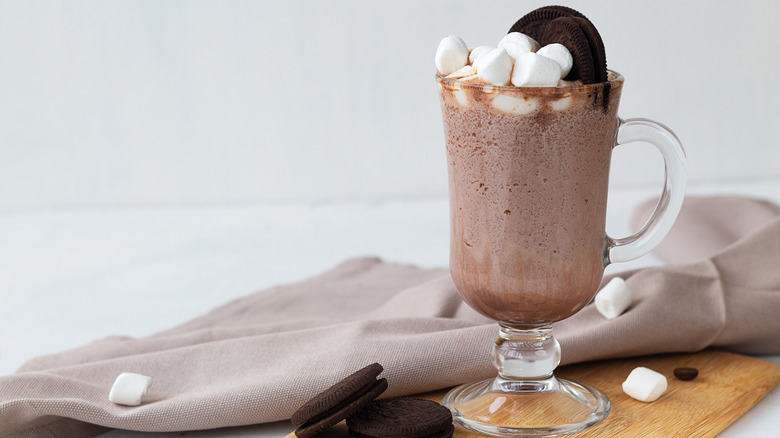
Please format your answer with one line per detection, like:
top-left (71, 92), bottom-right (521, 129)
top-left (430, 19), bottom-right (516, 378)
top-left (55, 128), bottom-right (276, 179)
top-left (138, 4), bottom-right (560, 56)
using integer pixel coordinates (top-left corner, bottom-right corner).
top-left (468, 45), bottom-right (494, 66)
top-left (537, 43), bottom-right (574, 78)
top-left (498, 32), bottom-right (540, 61)
top-left (109, 372), bottom-right (152, 406)
top-left (622, 367), bottom-right (668, 402)
top-left (595, 277), bottom-right (633, 319)
top-left (511, 52), bottom-right (561, 86)
top-left (475, 48), bottom-right (513, 86)
top-left (435, 36), bottom-right (469, 75)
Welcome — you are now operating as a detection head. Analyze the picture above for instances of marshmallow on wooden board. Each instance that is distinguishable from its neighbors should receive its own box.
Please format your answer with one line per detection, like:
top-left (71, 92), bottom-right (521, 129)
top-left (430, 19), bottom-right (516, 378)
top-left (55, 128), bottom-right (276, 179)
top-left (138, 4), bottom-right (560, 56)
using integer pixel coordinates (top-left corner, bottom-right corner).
top-left (622, 367), bottom-right (668, 402)
top-left (511, 52), bottom-right (561, 87)
top-left (594, 277), bottom-right (633, 319)
top-left (435, 36), bottom-right (469, 75)
top-left (497, 32), bottom-right (540, 61)
top-left (475, 48), bottom-right (513, 86)
top-left (109, 372), bottom-right (152, 406)
top-left (537, 43), bottom-right (574, 78)
top-left (468, 45), bottom-right (494, 66)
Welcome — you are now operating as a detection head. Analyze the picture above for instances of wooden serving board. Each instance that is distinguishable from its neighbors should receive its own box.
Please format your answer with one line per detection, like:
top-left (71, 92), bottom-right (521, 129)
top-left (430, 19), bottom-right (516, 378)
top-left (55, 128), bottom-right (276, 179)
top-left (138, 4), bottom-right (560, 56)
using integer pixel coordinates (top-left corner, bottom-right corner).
top-left (286, 350), bottom-right (780, 438)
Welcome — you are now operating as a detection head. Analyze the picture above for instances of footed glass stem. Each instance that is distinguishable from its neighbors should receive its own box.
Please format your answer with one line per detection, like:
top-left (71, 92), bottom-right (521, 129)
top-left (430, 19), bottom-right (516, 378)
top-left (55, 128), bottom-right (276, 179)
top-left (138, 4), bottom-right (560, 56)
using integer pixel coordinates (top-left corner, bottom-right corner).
top-left (442, 324), bottom-right (610, 437)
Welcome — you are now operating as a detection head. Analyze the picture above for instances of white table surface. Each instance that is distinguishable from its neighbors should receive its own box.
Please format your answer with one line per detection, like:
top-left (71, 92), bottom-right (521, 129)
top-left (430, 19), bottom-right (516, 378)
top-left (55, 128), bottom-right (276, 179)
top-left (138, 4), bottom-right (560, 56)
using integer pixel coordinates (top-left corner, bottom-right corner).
top-left (1, 180), bottom-right (779, 437)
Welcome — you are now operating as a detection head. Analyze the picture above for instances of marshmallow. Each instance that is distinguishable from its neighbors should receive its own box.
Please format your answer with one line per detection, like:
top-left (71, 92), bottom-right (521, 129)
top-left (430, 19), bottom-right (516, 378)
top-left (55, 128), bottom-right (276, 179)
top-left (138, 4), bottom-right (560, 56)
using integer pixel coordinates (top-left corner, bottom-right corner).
top-left (497, 32), bottom-right (540, 61)
top-left (557, 79), bottom-right (580, 87)
top-left (511, 52), bottom-right (562, 87)
top-left (444, 81), bottom-right (471, 107)
top-left (109, 372), bottom-right (152, 406)
top-left (469, 45), bottom-right (494, 66)
top-left (549, 95), bottom-right (574, 111)
top-left (475, 48), bottom-right (513, 86)
top-left (622, 367), bottom-right (668, 402)
top-left (537, 43), bottom-right (574, 78)
top-left (595, 277), bottom-right (633, 319)
top-left (453, 89), bottom-right (470, 107)
top-left (435, 36), bottom-right (469, 75)
top-left (446, 65), bottom-right (475, 79)
top-left (492, 94), bottom-right (539, 115)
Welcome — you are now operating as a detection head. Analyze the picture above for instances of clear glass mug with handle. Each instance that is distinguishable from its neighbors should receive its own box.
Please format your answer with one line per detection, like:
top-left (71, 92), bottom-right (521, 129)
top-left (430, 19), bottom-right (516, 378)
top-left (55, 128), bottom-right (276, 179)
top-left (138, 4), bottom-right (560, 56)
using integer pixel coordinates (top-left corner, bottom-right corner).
top-left (437, 70), bottom-right (686, 437)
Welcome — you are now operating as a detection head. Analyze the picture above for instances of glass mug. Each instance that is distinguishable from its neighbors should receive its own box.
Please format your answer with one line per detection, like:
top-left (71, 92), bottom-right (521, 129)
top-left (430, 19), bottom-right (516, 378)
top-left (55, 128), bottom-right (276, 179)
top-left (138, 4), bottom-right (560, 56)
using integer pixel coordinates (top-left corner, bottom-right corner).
top-left (436, 71), bottom-right (686, 437)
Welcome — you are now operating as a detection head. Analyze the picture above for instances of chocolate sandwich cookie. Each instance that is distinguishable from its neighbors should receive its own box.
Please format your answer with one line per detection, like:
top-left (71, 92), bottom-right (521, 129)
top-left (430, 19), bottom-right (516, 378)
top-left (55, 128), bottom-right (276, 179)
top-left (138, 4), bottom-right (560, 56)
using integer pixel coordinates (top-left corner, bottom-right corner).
top-left (571, 17), bottom-right (607, 83)
top-left (508, 5), bottom-right (587, 42)
top-left (291, 363), bottom-right (387, 438)
top-left (508, 6), bottom-right (608, 84)
top-left (346, 398), bottom-right (453, 438)
top-left (540, 17), bottom-right (597, 84)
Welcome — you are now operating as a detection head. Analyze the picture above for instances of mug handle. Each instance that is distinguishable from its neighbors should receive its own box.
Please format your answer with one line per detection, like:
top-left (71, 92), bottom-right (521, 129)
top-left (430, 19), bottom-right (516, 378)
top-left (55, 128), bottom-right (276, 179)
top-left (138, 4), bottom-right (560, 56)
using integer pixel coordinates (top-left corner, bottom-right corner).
top-left (606, 118), bottom-right (687, 264)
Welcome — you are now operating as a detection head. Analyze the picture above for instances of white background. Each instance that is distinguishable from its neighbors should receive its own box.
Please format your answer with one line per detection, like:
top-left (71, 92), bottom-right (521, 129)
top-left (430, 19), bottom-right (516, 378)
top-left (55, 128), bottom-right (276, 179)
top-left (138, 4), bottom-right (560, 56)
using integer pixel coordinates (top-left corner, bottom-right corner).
top-left (0, 0), bottom-right (778, 209)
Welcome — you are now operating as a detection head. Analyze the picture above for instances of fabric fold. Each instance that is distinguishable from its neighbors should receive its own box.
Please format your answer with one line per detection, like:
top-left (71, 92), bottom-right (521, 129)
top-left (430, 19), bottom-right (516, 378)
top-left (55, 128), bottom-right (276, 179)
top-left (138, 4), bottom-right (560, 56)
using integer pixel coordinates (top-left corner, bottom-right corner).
top-left (1, 196), bottom-right (779, 437)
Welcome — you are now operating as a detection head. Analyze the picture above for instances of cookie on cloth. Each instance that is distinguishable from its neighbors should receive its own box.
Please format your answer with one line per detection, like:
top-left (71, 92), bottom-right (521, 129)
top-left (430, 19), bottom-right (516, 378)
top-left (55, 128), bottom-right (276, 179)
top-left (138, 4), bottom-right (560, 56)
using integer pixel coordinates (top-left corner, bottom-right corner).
top-left (346, 397), bottom-right (454, 438)
top-left (291, 363), bottom-right (387, 438)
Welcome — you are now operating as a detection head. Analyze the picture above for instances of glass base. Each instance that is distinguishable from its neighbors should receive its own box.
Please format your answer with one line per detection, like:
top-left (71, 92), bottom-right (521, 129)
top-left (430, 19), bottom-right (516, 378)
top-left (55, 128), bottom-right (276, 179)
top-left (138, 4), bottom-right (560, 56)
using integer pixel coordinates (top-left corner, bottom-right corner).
top-left (442, 375), bottom-right (610, 437)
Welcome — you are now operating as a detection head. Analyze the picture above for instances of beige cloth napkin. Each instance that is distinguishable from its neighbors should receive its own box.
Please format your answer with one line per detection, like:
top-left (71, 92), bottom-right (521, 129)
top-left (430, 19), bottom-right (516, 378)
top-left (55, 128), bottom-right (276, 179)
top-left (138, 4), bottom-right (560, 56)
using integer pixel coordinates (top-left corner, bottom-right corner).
top-left (2, 196), bottom-right (779, 437)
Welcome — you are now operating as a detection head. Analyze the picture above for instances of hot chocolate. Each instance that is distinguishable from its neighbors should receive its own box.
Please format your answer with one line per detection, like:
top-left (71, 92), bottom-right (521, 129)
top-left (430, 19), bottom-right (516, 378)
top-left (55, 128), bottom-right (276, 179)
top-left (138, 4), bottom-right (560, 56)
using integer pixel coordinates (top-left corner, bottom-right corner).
top-left (438, 73), bottom-right (623, 324)
top-left (436, 6), bottom-right (686, 436)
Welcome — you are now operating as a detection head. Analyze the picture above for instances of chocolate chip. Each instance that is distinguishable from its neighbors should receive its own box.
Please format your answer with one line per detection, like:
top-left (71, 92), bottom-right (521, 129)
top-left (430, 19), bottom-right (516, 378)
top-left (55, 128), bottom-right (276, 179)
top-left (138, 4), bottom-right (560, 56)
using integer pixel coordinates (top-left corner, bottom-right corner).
top-left (674, 367), bottom-right (699, 381)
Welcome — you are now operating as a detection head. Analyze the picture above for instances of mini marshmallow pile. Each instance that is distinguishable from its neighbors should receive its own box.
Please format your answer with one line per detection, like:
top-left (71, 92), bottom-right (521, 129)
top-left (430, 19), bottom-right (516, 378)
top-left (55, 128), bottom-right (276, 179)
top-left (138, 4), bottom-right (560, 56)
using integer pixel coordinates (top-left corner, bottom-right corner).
top-left (435, 33), bottom-right (574, 87)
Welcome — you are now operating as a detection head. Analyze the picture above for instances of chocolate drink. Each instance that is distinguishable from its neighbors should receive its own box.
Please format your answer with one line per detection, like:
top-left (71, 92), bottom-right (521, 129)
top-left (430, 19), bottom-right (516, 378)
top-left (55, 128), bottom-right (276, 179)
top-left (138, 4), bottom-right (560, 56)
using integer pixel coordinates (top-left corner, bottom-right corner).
top-left (438, 72), bottom-right (623, 325)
